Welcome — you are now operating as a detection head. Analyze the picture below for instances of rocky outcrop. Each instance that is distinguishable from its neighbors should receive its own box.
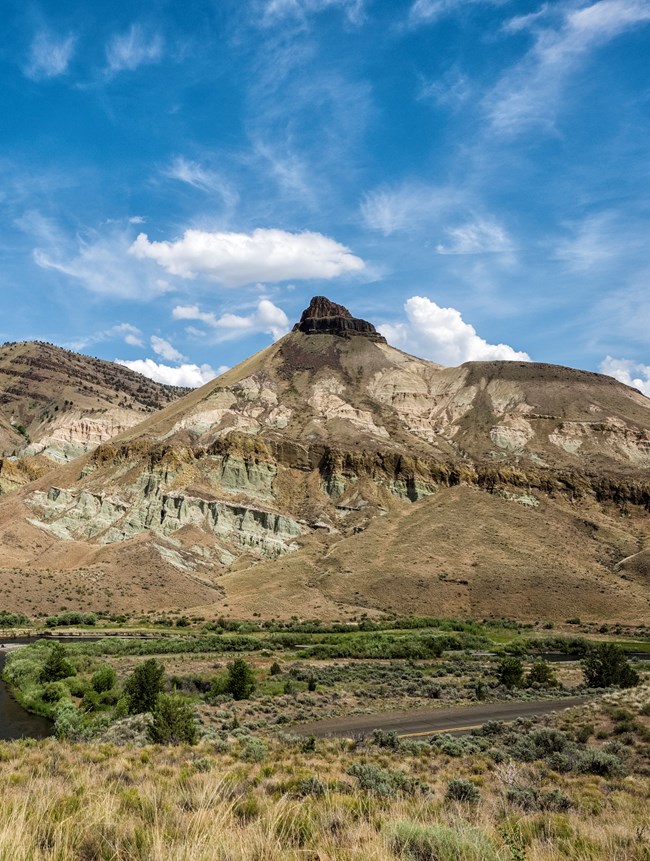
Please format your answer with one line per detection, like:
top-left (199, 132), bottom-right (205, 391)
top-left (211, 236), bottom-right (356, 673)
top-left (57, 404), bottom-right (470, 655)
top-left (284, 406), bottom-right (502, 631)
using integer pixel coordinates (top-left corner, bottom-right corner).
top-left (293, 296), bottom-right (387, 342)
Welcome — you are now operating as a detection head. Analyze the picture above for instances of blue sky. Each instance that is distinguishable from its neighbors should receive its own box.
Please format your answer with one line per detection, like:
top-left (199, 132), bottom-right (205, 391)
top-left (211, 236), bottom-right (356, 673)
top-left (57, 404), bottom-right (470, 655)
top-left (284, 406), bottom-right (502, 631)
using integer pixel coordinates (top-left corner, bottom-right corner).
top-left (1, 0), bottom-right (649, 392)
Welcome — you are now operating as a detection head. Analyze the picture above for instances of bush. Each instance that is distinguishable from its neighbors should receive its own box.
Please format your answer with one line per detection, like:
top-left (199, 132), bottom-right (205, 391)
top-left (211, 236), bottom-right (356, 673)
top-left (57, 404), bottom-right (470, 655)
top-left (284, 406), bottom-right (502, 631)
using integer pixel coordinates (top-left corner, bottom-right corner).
top-left (124, 659), bottom-right (165, 714)
top-left (348, 764), bottom-right (427, 798)
top-left (39, 644), bottom-right (76, 683)
top-left (91, 665), bottom-right (116, 694)
top-left (226, 658), bottom-right (256, 700)
top-left (581, 643), bottom-right (640, 688)
top-left (297, 776), bottom-right (326, 797)
top-left (149, 694), bottom-right (198, 745)
top-left (526, 660), bottom-right (558, 687)
top-left (41, 681), bottom-right (68, 703)
top-left (390, 821), bottom-right (500, 861)
top-left (240, 737), bottom-right (267, 762)
top-left (496, 657), bottom-right (524, 689)
top-left (54, 701), bottom-right (82, 740)
top-left (446, 778), bottom-right (480, 803)
top-left (269, 661), bottom-right (282, 676)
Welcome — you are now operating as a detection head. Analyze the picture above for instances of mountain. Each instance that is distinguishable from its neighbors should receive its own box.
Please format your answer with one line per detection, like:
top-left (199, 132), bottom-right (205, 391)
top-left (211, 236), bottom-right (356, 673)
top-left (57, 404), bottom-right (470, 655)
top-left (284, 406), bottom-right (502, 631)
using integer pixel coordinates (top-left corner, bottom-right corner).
top-left (0, 341), bottom-right (186, 492)
top-left (0, 297), bottom-right (648, 621)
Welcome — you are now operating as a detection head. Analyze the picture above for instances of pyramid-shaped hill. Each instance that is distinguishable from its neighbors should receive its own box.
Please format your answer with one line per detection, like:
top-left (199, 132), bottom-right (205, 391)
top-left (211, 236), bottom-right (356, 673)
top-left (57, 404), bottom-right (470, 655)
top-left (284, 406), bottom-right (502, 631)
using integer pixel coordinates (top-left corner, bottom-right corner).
top-left (0, 296), bottom-right (648, 621)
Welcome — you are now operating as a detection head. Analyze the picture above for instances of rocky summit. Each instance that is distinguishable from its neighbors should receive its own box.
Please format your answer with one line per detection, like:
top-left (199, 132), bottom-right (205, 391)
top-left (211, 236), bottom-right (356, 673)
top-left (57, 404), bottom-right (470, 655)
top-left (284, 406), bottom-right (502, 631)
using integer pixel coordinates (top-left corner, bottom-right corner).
top-left (0, 296), bottom-right (648, 621)
top-left (292, 295), bottom-right (387, 342)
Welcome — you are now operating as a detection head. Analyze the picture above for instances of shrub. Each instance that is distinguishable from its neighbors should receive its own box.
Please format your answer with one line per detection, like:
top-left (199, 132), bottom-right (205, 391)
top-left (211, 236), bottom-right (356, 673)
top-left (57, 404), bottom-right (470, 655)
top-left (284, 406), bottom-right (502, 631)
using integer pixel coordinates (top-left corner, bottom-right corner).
top-left (446, 778), bottom-right (480, 803)
top-left (240, 737), bottom-right (267, 762)
top-left (54, 701), bottom-right (82, 740)
top-left (496, 657), bottom-right (524, 689)
top-left (390, 821), bottom-right (500, 861)
top-left (269, 661), bottom-right (282, 676)
top-left (149, 694), bottom-right (198, 744)
top-left (526, 660), bottom-right (558, 687)
top-left (226, 658), bottom-right (256, 700)
top-left (581, 643), bottom-right (640, 688)
top-left (371, 729), bottom-right (401, 750)
top-left (124, 659), bottom-right (165, 714)
top-left (297, 776), bottom-right (326, 797)
top-left (39, 644), bottom-right (76, 683)
top-left (41, 681), bottom-right (68, 703)
top-left (91, 665), bottom-right (117, 694)
top-left (348, 763), bottom-right (427, 798)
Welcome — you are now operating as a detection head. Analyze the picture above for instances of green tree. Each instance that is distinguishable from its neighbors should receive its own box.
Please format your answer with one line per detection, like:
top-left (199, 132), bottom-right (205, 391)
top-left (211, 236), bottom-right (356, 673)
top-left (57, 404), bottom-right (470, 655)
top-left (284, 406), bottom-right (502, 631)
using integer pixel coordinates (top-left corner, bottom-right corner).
top-left (526, 660), bottom-right (558, 688)
top-left (149, 694), bottom-right (198, 744)
top-left (124, 659), bottom-right (165, 714)
top-left (91, 665), bottom-right (116, 693)
top-left (39, 643), bottom-right (76, 683)
top-left (225, 658), bottom-right (256, 700)
top-left (496, 657), bottom-right (524, 689)
top-left (582, 643), bottom-right (640, 689)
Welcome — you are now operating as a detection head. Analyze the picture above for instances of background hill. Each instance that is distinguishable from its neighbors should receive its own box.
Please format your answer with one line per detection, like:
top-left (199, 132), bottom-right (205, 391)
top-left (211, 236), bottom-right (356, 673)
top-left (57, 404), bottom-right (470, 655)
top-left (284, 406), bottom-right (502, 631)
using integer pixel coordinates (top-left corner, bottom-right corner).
top-left (0, 298), bottom-right (648, 621)
top-left (0, 341), bottom-right (187, 492)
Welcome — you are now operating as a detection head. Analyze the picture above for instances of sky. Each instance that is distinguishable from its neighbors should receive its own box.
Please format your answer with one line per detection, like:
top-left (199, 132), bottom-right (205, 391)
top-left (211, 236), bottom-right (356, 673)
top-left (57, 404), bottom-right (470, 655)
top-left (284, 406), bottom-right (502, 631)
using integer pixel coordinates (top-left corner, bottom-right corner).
top-left (1, 0), bottom-right (649, 393)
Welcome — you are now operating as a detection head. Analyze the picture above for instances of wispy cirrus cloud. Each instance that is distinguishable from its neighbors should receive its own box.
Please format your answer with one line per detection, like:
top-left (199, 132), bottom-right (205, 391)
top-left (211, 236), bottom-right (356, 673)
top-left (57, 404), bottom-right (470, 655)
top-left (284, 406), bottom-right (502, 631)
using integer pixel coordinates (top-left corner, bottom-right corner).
top-left (67, 323), bottom-right (143, 351)
top-left (379, 296), bottom-right (530, 365)
top-left (161, 157), bottom-right (239, 209)
top-left (436, 218), bottom-right (513, 255)
top-left (360, 183), bottom-right (467, 235)
top-left (32, 225), bottom-right (171, 299)
top-left (130, 228), bottom-right (365, 286)
top-left (487, 0), bottom-right (650, 135)
top-left (24, 30), bottom-right (76, 80)
top-left (173, 298), bottom-right (290, 342)
top-left (261, 0), bottom-right (366, 25)
top-left (409, 0), bottom-right (509, 26)
top-left (105, 24), bottom-right (164, 74)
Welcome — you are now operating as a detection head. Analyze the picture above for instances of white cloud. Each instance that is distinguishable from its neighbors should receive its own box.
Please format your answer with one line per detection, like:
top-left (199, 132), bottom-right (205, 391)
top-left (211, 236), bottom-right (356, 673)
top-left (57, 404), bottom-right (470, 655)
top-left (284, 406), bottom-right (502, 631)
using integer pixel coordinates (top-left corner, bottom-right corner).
top-left (162, 157), bottom-right (238, 208)
top-left (130, 228), bottom-right (365, 286)
top-left (436, 218), bottom-right (513, 255)
top-left (409, 0), bottom-right (508, 25)
top-left (600, 356), bottom-right (650, 397)
top-left (361, 183), bottom-right (466, 235)
top-left (262, 0), bottom-right (366, 25)
top-left (68, 323), bottom-right (144, 351)
top-left (24, 30), bottom-right (76, 80)
top-left (379, 296), bottom-right (530, 365)
top-left (105, 25), bottom-right (163, 74)
top-left (150, 335), bottom-right (186, 363)
top-left (554, 212), bottom-right (647, 272)
top-left (116, 358), bottom-right (217, 388)
top-left (33, 228), bottom-right (172, 299)
top-left (488, 0), bottom-right (650, 135)
top-left (173, 298), bottom-right (290, 342)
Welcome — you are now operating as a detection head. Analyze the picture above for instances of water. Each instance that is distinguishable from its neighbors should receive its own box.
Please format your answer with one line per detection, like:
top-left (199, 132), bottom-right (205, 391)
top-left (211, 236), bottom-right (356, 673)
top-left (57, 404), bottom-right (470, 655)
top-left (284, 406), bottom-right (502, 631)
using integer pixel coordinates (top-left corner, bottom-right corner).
top-left (0, 645), bottom-right (53, 741)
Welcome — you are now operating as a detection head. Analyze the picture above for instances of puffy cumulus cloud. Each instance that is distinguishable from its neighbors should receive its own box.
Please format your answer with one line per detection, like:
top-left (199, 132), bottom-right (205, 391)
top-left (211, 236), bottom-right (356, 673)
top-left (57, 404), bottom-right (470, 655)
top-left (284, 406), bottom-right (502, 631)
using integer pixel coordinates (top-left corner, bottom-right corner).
top-left (488, 0), bottom-right (650, 135)
top-left (150, 335), bottom-right (186, 363)
top-left (24, 30), bottom-right (76, 80)
top-left (116, 358), bottom-right (220, 388)
top-left (105, 25), bottom-right (163, 74)
top-left (130, 228), bottom-right (365, 286)
top-left (600, 356), bottom-right (650, 397)
top-left (173, 298), bottom-right (290, 342)
top-left (379, 296), bottom-right (530, 365)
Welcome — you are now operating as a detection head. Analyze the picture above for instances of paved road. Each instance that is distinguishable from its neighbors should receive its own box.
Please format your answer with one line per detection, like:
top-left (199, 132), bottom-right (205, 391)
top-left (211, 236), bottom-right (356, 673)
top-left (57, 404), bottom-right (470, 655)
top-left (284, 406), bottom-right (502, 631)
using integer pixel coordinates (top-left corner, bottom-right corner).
top-left (294, 696), bottom-right (591, 738)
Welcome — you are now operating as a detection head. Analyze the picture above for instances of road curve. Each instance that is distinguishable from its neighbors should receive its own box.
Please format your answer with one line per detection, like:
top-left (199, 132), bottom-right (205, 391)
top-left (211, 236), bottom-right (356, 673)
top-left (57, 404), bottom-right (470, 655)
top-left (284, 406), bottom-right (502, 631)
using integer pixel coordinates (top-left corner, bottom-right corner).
top-left (293, 696), bottom-right (591, 738)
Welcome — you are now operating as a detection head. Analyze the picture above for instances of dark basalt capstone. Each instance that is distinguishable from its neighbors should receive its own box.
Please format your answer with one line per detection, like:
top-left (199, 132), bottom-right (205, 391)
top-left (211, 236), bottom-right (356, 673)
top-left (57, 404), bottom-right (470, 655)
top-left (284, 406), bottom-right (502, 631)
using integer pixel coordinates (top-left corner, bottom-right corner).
top-left (292, 296), bottom-right (387, 343)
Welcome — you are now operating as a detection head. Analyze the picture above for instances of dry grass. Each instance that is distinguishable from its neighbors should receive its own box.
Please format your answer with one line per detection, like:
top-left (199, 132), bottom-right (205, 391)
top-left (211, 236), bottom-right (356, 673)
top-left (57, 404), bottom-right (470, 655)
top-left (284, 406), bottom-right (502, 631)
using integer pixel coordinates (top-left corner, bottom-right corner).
top-left (1, 689), bottom-right (649, 861)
